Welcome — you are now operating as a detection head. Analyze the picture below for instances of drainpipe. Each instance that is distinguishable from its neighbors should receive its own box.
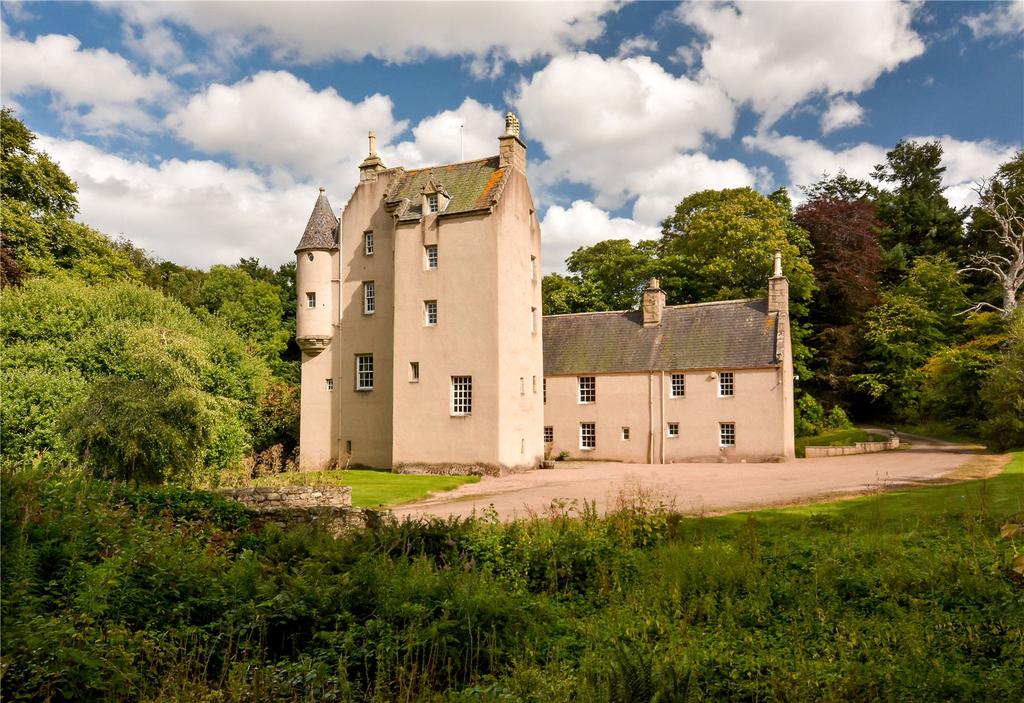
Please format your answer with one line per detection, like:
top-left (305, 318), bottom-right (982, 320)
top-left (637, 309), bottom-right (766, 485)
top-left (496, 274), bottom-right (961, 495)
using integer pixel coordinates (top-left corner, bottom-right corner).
top-left (647, 372), bottom-right (655, 464)
top-left (659, 370), bottom-right (666, 465)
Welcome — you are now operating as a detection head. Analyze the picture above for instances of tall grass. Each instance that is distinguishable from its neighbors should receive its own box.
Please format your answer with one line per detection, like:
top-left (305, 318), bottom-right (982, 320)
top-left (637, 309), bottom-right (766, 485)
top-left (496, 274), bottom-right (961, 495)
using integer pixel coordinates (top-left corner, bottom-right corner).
top-left (3, 457), bottom-right (1023, 701)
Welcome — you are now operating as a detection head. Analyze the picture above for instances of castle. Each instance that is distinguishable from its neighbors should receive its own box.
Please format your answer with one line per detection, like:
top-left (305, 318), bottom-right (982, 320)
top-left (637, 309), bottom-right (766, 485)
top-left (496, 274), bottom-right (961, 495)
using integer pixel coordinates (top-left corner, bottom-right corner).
top-left (294, 114), bottom-right (794, 474)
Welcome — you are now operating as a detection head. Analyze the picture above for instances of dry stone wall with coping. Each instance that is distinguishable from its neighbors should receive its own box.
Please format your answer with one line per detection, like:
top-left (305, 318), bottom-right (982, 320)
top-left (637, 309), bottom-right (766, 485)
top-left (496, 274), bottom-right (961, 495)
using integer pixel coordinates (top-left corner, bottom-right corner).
top-left (218, 486), bottom-right (352, 511)
top-left (804, 437), bottom-right (900, 458)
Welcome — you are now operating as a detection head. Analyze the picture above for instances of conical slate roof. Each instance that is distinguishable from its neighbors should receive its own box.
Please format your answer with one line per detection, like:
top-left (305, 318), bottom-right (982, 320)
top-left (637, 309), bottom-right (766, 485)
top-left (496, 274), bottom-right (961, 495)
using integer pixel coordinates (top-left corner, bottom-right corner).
top-left (295, 188), bottom-right (339, 252)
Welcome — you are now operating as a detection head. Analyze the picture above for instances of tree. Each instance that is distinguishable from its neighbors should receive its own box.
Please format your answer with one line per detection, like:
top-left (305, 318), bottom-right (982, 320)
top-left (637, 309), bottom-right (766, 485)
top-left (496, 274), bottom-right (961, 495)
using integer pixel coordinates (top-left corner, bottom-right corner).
top-left (871, 140), bottom-right (966, 265)
top-left (200, 265), bottom-right (290, 362)
top-left (961, 151), bottom-right (1024, 316)
top-left (979, 308), bottom-right (1024, 450)
top-left (563, 239), bottom-right (659, 311)
top-left (0, 107), bottom-right (78, 218)
top-left (541, 273), bottom-right (606, 315)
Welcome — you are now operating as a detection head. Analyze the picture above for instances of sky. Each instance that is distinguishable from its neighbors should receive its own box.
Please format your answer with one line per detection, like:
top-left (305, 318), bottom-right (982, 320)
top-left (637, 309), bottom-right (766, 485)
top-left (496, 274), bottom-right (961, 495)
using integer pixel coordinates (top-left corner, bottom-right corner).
top-left (2, 1), bottom-right (1022, 274)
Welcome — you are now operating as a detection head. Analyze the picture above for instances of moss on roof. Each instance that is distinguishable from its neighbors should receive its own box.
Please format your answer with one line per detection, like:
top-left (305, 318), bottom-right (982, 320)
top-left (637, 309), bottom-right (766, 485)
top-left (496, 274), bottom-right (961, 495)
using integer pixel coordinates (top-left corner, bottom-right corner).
top-left (387, 156), bottom-right (507, 221)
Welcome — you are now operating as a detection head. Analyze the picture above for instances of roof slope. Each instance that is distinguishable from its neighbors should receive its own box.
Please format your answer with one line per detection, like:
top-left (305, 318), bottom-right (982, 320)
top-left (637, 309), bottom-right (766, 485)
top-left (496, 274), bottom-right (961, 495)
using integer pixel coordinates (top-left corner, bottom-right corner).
top-left (387, 156), bottom-right (507, 221)
top-left (295, 190), bottom-right (338, 252)
top-left (543, 299), bottom-right (780, 375)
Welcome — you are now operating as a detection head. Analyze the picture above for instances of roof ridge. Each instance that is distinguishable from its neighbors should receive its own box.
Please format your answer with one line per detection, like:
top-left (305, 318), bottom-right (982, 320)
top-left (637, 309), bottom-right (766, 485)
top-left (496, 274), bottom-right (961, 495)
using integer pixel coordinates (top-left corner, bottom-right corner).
top-left (400, 154), bottom-right (499, 176)
top-left (543, 297), bottom-right (766, 319)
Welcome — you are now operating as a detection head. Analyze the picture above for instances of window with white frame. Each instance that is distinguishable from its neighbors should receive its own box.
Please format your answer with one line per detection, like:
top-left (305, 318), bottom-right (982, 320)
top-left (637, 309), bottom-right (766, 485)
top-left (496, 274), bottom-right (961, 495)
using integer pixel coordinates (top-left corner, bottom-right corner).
top-left (451, 376), bottom-right (472, 415)
top-left (363, 281), bottom-right (375, 314)
top-left (621, 426), bottom-right (630, 441)
top-left (363, 231), bottom-right (374, 255)
top-left (720, 422), bottom-right (736, 447)
top-left (428, 193), bottom-right (439, 213)
top-left (667, 422), bottom-right (679, 438)
top-left (306, 292), bottom-right (316, 309)
top-left (409, 362), bottom-right (419, 383)
top-left (544, 426), bottom-right (553, 443)
top-left (671, 373), bottom-right (685, 398)
top-left (580, 422), bottom-right (596, 449)
top-left (718, 371), bottom-right (734, 397)
top-left (424, 300), bottom-right (437, 326)
top-left (325, 378), bottom-right (334, 391)
top-left (355, 354), bottom-right (374, 390)
top-left (425, 245), bottom-right (438, 269)
top-left (578, 376), bottom-right (596, 403)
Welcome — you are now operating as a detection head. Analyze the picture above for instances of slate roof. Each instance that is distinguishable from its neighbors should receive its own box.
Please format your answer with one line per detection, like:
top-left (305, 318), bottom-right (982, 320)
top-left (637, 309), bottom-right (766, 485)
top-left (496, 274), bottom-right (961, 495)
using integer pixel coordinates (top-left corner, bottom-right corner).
top-left (295, 189), bottom-right (339, 252)
top-left (543, 299), bottom-right (780, 375)
top-left (386, 156), bottom-right (507, 222)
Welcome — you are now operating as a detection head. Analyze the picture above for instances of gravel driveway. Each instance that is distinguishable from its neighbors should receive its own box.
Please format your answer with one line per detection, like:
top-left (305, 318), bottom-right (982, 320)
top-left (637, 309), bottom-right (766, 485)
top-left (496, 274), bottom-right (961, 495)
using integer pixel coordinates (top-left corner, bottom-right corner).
top-left (393, 433), bottom-right (980, 520)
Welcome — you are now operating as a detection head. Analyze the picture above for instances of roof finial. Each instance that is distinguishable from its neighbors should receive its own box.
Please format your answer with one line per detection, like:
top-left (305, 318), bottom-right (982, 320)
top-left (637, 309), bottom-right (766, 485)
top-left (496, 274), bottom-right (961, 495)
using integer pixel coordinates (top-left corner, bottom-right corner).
top-left (773, 251), bottom-right (783, 277)
top-left (319, 186), bottom-right (325, 194)
top-left (368, 130), bottom-right (376, 157)
top-left (504, 112), bottom-right (520, 138)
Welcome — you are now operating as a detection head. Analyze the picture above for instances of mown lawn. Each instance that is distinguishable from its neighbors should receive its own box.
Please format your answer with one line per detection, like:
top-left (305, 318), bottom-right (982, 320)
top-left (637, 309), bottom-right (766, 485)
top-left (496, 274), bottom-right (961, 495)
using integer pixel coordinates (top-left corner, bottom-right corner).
top-left (795, 427), bottom-right (888, 457)
top-left (250, 468), bottom-right (479, 507)
top-left (3, 454), bottom-right (1022, 701)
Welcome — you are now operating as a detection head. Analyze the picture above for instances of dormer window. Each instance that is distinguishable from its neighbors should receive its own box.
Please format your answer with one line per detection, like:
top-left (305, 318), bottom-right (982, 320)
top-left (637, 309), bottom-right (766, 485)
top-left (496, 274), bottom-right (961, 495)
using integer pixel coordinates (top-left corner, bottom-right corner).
top-left (427, 193), bottom-right (439, 213)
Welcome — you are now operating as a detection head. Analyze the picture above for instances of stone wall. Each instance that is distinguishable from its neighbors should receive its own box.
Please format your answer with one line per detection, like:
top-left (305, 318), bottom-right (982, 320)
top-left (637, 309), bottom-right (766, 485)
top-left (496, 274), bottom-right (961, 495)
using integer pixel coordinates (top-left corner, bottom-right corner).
top-left (804, 437), bottom-right (900, 458)
top-left (218, 486), bottom-right (351, 511)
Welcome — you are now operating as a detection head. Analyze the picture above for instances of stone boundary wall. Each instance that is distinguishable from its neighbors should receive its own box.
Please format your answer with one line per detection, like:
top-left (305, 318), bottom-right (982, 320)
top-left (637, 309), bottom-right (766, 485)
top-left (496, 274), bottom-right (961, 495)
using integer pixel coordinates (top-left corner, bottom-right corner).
top-left (218, 486), bottom-right (352, 511)
top-left (805, 437), bottom-right (900, 458)
top-left (393, 462), bottom-right (537, 477)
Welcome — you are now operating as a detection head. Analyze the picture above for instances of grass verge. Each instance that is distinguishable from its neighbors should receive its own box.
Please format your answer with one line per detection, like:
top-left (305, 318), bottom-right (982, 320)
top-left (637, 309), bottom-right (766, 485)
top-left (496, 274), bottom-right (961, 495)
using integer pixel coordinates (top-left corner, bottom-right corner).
top-left (250, 468), bottom-right (479, 508)
top-left (795, 427), bottom-right (888, 457)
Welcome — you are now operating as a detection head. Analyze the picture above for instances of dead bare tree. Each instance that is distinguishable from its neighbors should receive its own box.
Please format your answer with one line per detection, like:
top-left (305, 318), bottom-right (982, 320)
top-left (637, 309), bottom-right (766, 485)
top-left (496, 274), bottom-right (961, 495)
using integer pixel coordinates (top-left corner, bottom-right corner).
top-left (960, 179), bottom-right (1024, 317)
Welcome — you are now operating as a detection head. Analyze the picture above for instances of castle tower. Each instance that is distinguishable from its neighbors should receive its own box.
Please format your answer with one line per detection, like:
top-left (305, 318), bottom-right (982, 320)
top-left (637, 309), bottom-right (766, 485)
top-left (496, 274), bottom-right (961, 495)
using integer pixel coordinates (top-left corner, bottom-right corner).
top-left (295, 187), bottom-right (339, 470)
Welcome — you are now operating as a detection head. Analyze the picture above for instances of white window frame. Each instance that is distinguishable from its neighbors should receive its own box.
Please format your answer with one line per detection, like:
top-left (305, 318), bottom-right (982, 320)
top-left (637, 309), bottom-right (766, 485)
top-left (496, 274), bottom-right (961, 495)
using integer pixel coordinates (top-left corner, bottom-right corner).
top-left (306, 291), bottom-right (316, 309)
top-left (667, 422), bottom-right (680, 438)
top-left (325, 378), bottom-right (334, 391)
top-left (363, 281), bottom-right (376, 315)
top-left (578, 376), bottom-right (596, 404)
top-left (427, 193), bottom-right (439, 213)
top-left (720, 422), bottom-right (736, 447)
top-left (621, 426), bottom-right (630, 441)
top-left (544, 426), bottom-right (553, 443)
top-left (424, 300), bottom-right (438, 326)
top-left (425, 245), bottom-right (438, 270)
top-left (670, 373), bottom-right (685, 398)
top-left (580, 422), bottom-right (596, 450)
top-left (363, 230), bottom-right (374, 256)
top-left (355, 354), bottom-right (374, 391)
top-left (718, 371), bottom-right (734, 397)
top-left (451, 375), bottom-right (472, 415)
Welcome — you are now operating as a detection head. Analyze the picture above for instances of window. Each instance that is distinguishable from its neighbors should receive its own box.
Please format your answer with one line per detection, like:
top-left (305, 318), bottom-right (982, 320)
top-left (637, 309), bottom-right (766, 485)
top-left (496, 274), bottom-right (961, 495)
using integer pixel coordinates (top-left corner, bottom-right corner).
top-left (578, 376), bottom-right (596, 403)
top-left (671, 373), bottom-right (685, 398)
top-left (520, 377), bottom-right (525, 395)
top-left (718, 371), bottom-right (734, 397)
top-left (363, 231), bottom-right (374, 255)
top-left (530, 255), bottom-right (537, 281)
top-left (325, 378), bottom-right (334, 391)
top-left (409, 362), bottom-right (419, 383)
top-left (543, 378), bottom-right (547, 404)
top-left (356, 354), bottom-right (374, 390)
top-left (424, 300), bottom-right (438, 326)
top-left (531, 306), bottom-right (537, 333)
top-left (306, 292), bottom-right (316, 309)
top-left (428, 193), bottom-right (439, 213)
top-left (363, 281), bottom-right (375, 314)
top-left (307, 253), bottom-right (314, 262)
top-left (667, 422), bottom-right (679, 438)
top-left (533, 375), bottom-right (537, 394)
top-left (451, 376), bottom-right (472, 415)
top-left (720, 422), bottom-right (736, 447)
top-left (621, 427), bottom-right (630, 441)
top-left (425, 245), bottom-right (438, 269)
top-left (580, 423), bottom-right (596, 449)
top-left (544, 426), bottom-right (553, 443)
top-left (346, 440), bottom-right (352, 453)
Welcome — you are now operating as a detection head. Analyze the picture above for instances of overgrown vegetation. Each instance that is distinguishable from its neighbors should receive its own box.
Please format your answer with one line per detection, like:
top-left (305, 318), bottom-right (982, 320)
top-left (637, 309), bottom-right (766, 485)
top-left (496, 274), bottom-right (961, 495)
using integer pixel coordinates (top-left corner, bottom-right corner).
top-left (794, 428), bottom-right (888, 458)
top-left (248, 468), bottom-right (480, 508)
top-left (3, 456), bottom-right (1022, 701)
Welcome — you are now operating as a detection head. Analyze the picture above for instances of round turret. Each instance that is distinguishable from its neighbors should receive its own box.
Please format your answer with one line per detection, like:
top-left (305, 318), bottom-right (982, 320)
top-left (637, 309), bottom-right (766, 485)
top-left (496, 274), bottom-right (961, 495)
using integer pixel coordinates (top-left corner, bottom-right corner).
top-left (295, 187), bottom-right (338, 354)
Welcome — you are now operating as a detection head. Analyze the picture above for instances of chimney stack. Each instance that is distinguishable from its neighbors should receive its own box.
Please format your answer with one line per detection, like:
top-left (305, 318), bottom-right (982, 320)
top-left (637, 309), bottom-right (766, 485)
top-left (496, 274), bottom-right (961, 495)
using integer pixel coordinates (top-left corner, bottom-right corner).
top-left (642, 278), bottom-right (666, 326)
top-left (359, 129), bottom-right (386, 182)
top-left (768, 251), bottom-right (789, 314)
top-left (498, 112), bottom-right (526, 172)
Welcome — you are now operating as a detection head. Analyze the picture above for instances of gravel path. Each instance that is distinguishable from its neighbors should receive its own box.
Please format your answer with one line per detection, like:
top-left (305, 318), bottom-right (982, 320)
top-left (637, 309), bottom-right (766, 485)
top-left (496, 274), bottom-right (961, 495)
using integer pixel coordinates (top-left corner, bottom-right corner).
top-left (393, 433), bottom-right (981, 520)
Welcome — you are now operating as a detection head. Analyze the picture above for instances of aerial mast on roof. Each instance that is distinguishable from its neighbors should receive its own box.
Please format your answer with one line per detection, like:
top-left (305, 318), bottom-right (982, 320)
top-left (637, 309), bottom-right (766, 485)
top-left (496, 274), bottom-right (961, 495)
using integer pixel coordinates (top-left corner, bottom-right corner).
top-left (460, 124), bottom-right (464, 161)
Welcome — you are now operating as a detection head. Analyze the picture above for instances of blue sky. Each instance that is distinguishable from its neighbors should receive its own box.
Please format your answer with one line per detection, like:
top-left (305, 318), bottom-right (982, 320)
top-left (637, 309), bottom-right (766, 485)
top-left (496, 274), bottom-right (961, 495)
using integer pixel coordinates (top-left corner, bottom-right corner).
top-left (2, 1), bottom-right (1021, 273)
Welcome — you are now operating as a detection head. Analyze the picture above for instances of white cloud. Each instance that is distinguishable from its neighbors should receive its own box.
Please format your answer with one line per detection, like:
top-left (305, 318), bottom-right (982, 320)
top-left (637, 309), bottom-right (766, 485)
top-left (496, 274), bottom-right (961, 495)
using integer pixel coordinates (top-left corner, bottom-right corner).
top-left (540, 200), bottom-right (659, 274)
top-left (676, 1), bottom-right (925, 126)
top-left (513, 52), bottom-right (740, 214)
top-left (385, 98), bottom-right (505, 168)
top-left (114, 2), bottom-right (616, 72)
top-left (165, 71), bottom-right (408, 181)
top-left (0, 25), bottom-right (174, 132)
top-left (37, 135), bottom-right (318, 269)
top-left (617, 34), bottom-right (658, 57)
top-left (820, 97), bottom-right (865, 134)
top-left (122, 21), bottom-right (196, 75)
top-left (963, 2), bottom-right (1024, 39)
top-left (745, 132), bottom-right (1019, 208)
